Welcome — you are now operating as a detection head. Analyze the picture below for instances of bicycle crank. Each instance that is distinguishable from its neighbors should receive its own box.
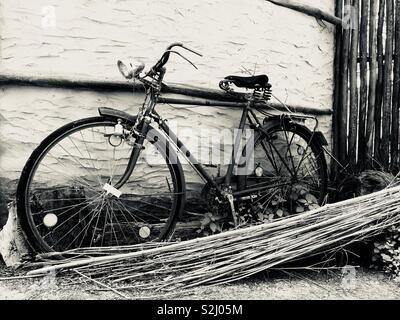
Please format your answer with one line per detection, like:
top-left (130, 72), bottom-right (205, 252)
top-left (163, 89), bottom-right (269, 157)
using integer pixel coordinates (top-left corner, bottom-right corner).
top-left (226, 193), bottom-right (239, 227)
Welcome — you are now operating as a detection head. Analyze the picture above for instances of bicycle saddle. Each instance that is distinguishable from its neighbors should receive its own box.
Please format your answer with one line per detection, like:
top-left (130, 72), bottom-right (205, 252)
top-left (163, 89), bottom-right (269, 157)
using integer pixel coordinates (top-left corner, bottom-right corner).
top-left (224, 75), bottom-right (270, 89)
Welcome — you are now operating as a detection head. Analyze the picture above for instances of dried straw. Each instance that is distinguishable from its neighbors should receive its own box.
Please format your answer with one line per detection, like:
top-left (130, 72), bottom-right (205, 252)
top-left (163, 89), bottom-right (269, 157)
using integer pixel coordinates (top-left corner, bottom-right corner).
top-left (27, 185), bottom-right (400, 292)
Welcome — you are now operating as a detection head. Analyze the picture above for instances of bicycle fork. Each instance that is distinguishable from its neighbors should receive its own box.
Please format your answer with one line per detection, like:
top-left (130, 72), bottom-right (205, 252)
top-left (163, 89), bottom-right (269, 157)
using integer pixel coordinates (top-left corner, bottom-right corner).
top-left (112, 119), bottom-right (150, 191)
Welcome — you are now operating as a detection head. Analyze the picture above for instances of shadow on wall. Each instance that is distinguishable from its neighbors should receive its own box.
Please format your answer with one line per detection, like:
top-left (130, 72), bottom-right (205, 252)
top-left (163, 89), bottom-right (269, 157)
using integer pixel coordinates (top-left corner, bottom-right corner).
top-left (0, 182), bottom-right (7, 229)
top-left (0, 115), bottom-right (9, 229)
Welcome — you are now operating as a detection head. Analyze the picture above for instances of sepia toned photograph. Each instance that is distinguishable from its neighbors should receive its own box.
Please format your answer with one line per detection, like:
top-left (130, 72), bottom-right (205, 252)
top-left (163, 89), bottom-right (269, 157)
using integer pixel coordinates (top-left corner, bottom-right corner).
top-left (0, 0), bottom-right (399, 308)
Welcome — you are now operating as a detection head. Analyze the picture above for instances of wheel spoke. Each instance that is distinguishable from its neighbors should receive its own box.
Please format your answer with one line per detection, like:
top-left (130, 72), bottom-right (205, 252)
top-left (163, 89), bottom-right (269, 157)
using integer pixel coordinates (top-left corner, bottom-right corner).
top-left (64, 136), bottom-right (103, 187)
top-left (23, 120), bottom-right (181, 250)
top-left (79, 130), bottom-right (104, 186)
top-left (89, 196), bottom-right (107, 247)
top-left (32, 197), bottom-right (97, 216)
top-left (40, 157), bottom-right (99, 193)
top-left (108, 201), bottom-right (129, 244)
top-left (68, 200), bottom-right (104, 250)
top-left (283, 129), bottom-right (297, 174)
top-left (41, 195), bottom-right (102, 236)
top-left (111, 200), bottom-right (141, 243)
top-left (115, 198), bottom-right (163, 223)
top-left (48, 196), bottom-right (104, 248)
top-left (247, 127), bottom-right (326, 215)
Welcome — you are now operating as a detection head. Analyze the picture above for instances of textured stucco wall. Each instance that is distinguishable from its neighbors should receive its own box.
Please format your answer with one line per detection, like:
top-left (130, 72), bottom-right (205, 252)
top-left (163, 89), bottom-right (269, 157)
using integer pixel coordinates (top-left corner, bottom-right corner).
top-left (0, 0), bottom-right (335, 196)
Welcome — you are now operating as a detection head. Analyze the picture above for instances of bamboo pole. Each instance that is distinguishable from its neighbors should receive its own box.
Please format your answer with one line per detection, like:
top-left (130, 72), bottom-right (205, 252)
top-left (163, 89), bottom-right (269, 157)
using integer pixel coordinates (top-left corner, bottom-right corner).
top-left (157, 97), bottom-right (332, 115)
top-left (382, 0), bottom-right (394, 169)
top-left (0, 73), bottom-right (332, 115)
top-left (358, 0), bottom-right (369, 166)
top-left (332, 0), bottom-right (344, 175)
top-left (265, 0), bottom-right (343, 26)
top-left (367, 0), bottom-right (379, 160)
top-left (391, 0), bottom-right (400, 170)
top-left (0, 73), bottom-right (133, 92)
top-left (374, 0), bottom-right (386, 162)
top-left (339, 0), bottom-right (352, 166)
top-left (0, 73), bottom-right (244, 102)
top-left (348, 0), bottom-right (360, 169)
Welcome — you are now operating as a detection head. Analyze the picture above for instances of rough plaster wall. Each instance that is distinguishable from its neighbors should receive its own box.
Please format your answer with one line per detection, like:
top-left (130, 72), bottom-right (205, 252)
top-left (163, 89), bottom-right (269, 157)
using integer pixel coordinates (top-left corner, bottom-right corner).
top-left (0, 0), bottom-right (335, 196)
top-left (0, 86), bottom-right (258, 189)
top-left (0, 0), bottom-right (335, 107)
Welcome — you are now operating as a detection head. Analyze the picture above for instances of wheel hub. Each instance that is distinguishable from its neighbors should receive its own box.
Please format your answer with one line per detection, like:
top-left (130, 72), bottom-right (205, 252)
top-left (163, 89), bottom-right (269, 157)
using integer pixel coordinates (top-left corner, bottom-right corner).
top-left (102, 183), bottom-right (122, 198)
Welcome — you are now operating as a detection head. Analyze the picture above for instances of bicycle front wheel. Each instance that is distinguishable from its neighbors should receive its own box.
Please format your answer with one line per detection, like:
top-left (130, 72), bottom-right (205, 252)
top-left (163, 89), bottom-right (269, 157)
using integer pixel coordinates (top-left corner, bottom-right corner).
top-left (17, 117), bottom-right (183, 253)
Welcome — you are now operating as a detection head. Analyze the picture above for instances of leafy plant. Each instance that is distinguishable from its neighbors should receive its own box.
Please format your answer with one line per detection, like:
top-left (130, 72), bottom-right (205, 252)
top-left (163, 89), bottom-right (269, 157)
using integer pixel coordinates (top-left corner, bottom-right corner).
top-left (372, 225), bottom-right (400, 282)
top-left (198, 212), bottom-right (226, 236)
top-left (256, 184), bottom-right (320, 223)
top-left (197, 184), bottom-right (320, 236)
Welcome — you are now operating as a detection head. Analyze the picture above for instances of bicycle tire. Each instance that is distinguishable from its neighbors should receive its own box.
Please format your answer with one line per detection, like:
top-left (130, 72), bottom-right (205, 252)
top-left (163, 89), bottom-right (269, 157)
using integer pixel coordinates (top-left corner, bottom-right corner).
top-left (239, 118), bottom-right (328, 213)
top-left (17, 116), bottom-right (185, 253)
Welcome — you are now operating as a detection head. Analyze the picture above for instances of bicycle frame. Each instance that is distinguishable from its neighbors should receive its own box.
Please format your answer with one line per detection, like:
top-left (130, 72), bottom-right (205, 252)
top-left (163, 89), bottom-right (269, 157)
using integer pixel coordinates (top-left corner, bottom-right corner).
top-left (114, 87), bottom-right (266, 198)
top-left (154, 98), bottom-right (292, 199)
top-left (113, 45), bottom-right (325, 201)
top-left (156, 99), bottom-right (253, 194)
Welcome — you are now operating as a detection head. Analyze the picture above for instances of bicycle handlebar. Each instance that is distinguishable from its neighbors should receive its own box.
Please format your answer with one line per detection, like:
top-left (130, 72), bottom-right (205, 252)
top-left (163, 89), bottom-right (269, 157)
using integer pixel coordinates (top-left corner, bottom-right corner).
top-left (151, 42), bottom-right (202, 73)
top-left (117, 43), bottom-right (202, 81)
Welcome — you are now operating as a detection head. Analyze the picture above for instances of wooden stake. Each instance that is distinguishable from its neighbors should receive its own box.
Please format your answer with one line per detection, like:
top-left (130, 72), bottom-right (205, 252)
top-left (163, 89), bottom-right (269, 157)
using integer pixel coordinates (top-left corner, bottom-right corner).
top-left (358, 0), bottom-right (370, 166)
top-left (339, 0), bottom-right (352, 166)
top-left (349, 0), bottom-right (360, 169)
top-left (382, 0), bottom-right (394, 169)
top-left (391, 0), bottom-right (400, 170)
top-left (367, 0), bottom-right (379, 159)
top-left (374, 0), bottom-right (386, 162)
top-left (332, 0), bottom-right (344, 175)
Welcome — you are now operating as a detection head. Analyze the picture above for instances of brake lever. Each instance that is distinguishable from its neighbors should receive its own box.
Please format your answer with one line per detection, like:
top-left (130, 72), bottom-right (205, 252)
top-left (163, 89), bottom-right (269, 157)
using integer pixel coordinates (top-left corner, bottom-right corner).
top-left (164, 50), bottom-right (199, 69)
top-left (180, 44), bottom-right (203, 57)
top-left (166, 42), bottom-right (203, 57)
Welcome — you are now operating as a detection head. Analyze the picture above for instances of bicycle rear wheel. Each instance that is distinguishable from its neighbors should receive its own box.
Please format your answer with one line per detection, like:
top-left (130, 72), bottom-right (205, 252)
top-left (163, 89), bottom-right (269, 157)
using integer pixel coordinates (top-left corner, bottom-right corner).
top-left (242, 119), bottom-right (328, 219)
top-left (17, 117), bottom-right (184, 253)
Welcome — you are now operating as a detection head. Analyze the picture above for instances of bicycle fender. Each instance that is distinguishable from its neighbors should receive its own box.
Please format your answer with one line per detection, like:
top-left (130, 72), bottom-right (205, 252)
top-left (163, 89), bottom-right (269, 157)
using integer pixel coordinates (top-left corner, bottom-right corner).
top-left (262, 116), bottom-right (328, 147)
top-left (98, 107), bottom-right (138, 124)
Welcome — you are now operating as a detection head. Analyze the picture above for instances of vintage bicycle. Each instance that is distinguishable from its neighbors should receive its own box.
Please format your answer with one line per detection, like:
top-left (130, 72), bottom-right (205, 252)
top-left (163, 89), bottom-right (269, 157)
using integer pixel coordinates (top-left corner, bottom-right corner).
top-left (16, 43), bottom-right (328, 253)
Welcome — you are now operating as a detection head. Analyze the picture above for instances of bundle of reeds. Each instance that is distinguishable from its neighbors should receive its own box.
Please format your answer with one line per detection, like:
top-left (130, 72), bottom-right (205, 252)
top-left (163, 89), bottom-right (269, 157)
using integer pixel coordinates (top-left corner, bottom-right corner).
top-left (359, 170), bottom-right (400, 195)
top-left (27, 185), bottom-right (400, 293)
